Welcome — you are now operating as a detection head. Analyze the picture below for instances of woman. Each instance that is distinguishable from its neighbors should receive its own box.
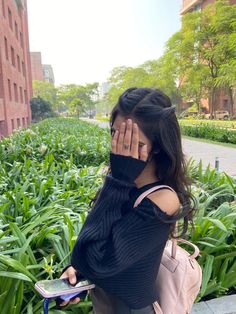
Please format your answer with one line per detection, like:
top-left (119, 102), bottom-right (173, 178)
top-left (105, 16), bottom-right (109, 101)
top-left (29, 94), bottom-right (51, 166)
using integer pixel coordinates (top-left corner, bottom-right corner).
top-left (59, 87), bottom-right (196, 313)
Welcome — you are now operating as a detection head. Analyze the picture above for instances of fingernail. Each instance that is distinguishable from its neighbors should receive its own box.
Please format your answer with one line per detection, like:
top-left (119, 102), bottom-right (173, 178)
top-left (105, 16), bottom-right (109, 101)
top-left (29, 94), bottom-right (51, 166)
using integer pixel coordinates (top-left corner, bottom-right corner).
top-left (71, 277), bottom-right (76, 284)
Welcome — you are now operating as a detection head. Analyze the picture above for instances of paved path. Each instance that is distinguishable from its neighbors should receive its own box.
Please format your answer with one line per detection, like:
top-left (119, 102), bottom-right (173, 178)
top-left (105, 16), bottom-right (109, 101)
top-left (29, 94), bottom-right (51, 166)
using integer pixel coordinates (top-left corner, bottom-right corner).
top-left (182, 138), bottom-right (236, 177)
top-left (82, 118), bottom-right (236, 177)
top-left (191, 295), bottom-right (236, 314)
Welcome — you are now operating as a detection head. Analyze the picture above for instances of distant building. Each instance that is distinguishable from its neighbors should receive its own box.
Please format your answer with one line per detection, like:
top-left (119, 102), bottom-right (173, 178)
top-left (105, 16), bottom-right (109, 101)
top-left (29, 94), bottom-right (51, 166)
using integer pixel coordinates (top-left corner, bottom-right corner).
top-left (99, 82), bottom-right (110, 99)
top-left (30, 52), bottom-right (43, 81)
top-left (181, 0), bottom-right (236, 15)
top-left (0, 0), bottom-right (32, 137)
top-left (30, 52), bottom-right (55, 85)
top-left (180, 0), bottom-right (236, 114)
top-left (43, 64), bottom-right (55, 85)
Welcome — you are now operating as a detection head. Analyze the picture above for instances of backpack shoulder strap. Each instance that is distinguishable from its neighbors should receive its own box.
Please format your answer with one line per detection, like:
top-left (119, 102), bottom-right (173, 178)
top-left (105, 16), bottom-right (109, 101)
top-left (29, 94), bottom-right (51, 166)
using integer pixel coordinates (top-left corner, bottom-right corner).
top-left (133, 185), bottom-right (174, 208)
top-left (133, 184), bottom-right (200, 260)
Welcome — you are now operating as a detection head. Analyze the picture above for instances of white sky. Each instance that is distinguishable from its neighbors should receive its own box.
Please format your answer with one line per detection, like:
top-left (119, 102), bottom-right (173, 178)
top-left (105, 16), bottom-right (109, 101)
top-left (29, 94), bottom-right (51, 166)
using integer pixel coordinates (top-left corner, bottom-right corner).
top-left (27, 0), bottom-right (182, 86)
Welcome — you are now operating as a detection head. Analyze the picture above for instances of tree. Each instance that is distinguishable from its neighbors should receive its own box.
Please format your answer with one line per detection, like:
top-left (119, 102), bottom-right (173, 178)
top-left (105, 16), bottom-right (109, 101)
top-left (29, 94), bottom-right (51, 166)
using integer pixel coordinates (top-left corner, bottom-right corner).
top-left (179, 0), bottom-right (236, 114)
top-left (215, 59), bottom-right (236, 115)
top-left (105, 0), bottom-right (236, 115)
top-left (57, 83), bottom-right (99, 117)
top-left (32, 81), bottom-right (58, 110)
top-left (30, 97), bottom-right (55, 122)
top-left (107, 66), bottom-right (150, 105)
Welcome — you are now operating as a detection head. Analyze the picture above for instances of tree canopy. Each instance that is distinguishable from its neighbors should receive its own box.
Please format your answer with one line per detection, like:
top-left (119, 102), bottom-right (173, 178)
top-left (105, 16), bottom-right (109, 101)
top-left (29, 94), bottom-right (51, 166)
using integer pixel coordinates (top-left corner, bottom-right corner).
top-left (106, 0), bottom-right (236, 115)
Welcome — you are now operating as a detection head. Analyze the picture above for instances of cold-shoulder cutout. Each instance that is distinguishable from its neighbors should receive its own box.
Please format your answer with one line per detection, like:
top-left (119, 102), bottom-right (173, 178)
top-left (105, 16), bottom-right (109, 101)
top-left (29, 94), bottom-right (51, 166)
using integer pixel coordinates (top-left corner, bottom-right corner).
top-left (146, 188), bottom-right (180, 217)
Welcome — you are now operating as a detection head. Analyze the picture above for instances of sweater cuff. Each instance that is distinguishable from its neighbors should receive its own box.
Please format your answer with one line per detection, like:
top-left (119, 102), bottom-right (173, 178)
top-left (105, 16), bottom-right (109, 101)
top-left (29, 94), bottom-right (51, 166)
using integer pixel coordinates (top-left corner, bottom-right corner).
top-left (110, 152), bottom-right (147, 183)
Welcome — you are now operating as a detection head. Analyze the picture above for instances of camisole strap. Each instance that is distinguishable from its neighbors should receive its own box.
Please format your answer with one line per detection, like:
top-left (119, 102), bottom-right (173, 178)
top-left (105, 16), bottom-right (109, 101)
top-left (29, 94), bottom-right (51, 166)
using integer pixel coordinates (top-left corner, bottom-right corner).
top-left (133, 185), bottom-right (174, 208)
top-left (133, 184), bottom-right (179, 258)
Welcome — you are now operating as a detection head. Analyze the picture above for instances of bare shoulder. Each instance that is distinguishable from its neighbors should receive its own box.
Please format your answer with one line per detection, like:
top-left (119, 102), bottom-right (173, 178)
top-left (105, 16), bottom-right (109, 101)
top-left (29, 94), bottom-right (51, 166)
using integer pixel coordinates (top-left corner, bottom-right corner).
top-left (146, 188), bottom-right (180, 216)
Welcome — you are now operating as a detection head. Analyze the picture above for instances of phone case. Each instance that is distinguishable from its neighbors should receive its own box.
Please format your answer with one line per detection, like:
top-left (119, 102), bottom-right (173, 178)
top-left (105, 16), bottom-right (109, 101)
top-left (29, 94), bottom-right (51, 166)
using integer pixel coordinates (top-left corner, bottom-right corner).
top-left (35, 277), bottom-right (95, 298)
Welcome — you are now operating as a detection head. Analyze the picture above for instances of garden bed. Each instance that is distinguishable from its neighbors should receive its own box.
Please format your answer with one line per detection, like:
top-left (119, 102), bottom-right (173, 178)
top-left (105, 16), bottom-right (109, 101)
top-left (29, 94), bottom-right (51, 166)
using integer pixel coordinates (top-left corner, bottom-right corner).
top-left (0, 118), bottom-right (235, 313)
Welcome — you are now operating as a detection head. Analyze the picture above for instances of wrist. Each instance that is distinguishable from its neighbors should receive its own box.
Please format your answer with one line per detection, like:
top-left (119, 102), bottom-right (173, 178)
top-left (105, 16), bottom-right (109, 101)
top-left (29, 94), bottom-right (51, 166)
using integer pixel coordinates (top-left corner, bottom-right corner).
top-left (110, 152), bottom-right (147, 183)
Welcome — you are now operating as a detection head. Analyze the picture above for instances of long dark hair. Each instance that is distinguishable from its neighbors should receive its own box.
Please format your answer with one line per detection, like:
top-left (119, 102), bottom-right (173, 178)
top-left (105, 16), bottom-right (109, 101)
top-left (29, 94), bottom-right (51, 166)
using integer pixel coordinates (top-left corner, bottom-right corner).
top-left (92, 87), bottom-right (197, 238)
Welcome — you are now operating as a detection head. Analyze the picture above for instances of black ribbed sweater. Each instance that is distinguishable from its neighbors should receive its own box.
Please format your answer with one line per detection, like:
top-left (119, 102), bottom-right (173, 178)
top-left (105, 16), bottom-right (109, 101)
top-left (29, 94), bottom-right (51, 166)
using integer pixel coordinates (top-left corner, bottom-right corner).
top-left (71, 173), bottom-right (174, 309)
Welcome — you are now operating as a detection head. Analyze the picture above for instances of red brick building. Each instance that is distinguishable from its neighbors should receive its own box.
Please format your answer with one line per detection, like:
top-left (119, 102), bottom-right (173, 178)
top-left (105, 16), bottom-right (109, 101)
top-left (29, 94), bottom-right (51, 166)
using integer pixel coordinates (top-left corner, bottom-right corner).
top-left (0, 0), bottom-right (32, 137)
top-left (180, 0), bottom-right (236, 114)
top-left (181, 0), bottom-right (236, 14)
top-left (30, 51), bottom-right (43, 81)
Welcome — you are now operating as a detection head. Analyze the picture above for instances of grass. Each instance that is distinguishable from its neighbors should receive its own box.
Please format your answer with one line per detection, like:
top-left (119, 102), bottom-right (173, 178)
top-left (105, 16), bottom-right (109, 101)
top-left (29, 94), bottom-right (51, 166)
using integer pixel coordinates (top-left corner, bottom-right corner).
top-left (179, 118), bottom-right (236, 129)
top-left (182, 135), bottom-right (236, 149)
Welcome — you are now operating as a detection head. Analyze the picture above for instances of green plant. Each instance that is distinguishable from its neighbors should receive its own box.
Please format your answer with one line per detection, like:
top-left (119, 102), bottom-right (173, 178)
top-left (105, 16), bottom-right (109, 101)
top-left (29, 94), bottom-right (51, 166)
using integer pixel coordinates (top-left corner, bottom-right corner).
top-left (0, 118), bottom-right (235, 312)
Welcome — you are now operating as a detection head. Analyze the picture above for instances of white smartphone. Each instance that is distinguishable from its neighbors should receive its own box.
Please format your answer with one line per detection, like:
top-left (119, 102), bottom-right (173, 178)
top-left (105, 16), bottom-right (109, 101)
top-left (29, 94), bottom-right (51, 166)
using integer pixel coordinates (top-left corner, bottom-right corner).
top-left (35, 277), bottom-right (95, 299)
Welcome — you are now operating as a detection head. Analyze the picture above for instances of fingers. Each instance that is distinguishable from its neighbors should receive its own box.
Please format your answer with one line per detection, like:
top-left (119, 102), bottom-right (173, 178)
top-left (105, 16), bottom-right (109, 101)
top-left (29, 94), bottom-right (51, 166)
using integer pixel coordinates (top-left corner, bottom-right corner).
top-left (139, 144), bottom-right (148, 161)
top-left (59, 297), bottom-right (81, 307)
top-left (117, 122), bottom-right (126, 154)
top-left (122, 119), bottom-right (132, 156)
top-left (59, 300), bottom-right (69, 307)
top-left (60, 266), bottom-right (77, 285)
top-left (111, 129), bottom-right (119, 154)
top-left (70, 297), bottom-right (81, 304)
top-left (59, 266), bottom-right (80, 307)
top-left (111, 119), bottom-right (140, 159)
top-left (130, 123), bottom-right (139, 159)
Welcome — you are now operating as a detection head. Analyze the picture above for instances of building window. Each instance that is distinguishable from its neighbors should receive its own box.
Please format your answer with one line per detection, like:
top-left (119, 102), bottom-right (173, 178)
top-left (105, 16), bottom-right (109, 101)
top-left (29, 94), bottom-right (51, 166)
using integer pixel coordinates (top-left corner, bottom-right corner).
top-left (17, 118), bottom-right (20, 128)
top-left (24, 89), bottom-right (27, 104)
top-left (22, 61), bottom-right (25, 76)
top-left (223, 99), bottom-right (229, 110)
top-left (22, 117), bottom-right (25, 126)
top-left (17, 55), bottom-right (21, 71)
top-left (4, 37), bottom-right (8, 60)
top-left (26, 117), bottom-right (29, 125)
top-left (8, 79), bottom-right (12, 101)
top-left (11, 46), bottom-right (15, 66)
top-left (2, 0), bottom-right (5, 17)
top-left (11, 118), bottom-right (14, 130)
top-left (14, 83), bottom-right (18, 102)
top-left (19, 86), bottom-right (23, 103)
top-left (15, 21), bottom-right (18, 39)
top-left (8, 7), bottom-right (12, 29)
top-left (20, 32), bottom-right (23, 48)
top-left (194, 4), bottom-right (201, 12)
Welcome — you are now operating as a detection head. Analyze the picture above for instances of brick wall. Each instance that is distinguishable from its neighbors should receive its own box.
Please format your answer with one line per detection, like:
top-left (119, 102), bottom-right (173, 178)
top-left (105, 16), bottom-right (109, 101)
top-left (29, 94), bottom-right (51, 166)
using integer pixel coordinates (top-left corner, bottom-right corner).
top-left (0, 0), bottom-right (32, 137)
top-left (30, 52), bottom-right (43, 81)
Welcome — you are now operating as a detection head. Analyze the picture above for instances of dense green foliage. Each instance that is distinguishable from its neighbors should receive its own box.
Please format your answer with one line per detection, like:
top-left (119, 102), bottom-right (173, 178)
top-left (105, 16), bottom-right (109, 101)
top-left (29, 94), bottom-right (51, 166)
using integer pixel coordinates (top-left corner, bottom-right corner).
top-left (30, 97), bottom-right (56, 122)
top-left (180, 119), bottom-right (236, 129)
top-left (56, 83), bottom-right (99, 117)
top-left (187, 160), bottom-right (236, 300)
top-left (32, 81), bottom-right (58, 111)
top-left (0, 118), bottom-right (235, 313)
top-left (179, 121), bottom-right (236, 144)
top-left (33, 81), bottom-right (99, 118)
top-left (104, 1), bottom-right (236, 115)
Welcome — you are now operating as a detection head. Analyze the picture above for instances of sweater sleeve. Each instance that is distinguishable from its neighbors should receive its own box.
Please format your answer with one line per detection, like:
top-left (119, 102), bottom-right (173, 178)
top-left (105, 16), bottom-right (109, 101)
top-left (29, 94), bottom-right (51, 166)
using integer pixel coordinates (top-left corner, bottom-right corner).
top-left (71, 175), bottom-right (171, 279)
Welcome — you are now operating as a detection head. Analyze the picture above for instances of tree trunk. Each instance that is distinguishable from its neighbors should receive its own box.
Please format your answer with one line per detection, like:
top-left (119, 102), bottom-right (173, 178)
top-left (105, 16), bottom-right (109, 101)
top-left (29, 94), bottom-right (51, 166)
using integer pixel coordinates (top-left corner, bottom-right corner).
top-left (209, 87), bottom-right (219, 117)
top-left (228, 87), bottom-right (234, 116)
top-left (208, 90), bottom-right (213, 117)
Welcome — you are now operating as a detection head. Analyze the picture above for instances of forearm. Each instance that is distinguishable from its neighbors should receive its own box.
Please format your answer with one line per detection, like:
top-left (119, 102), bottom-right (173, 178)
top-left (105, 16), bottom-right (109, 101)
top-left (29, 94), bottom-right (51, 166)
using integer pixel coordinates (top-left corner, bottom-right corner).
top-left (71, 197), bottom-right (171, 278)
top-left (84, 174), bottom-right (135, 227)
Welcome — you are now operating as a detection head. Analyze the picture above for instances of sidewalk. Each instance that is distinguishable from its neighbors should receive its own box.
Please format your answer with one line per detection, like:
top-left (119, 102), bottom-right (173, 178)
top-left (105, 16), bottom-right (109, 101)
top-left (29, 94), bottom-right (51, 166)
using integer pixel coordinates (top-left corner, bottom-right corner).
top-left (182, 138), bottom-right (236, 177)
top-left (191, 295), bottom-right (236, 314)
top-left (82, 118), bottom-right (236, 177)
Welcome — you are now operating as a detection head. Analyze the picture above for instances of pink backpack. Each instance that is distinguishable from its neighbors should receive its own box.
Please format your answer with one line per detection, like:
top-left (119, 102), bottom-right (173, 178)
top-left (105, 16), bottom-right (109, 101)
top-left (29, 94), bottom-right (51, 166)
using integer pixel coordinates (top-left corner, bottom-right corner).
top-left (91, 185), bottom-right (202, 314)
top-left (134, 185), bottom-right (202, 314)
